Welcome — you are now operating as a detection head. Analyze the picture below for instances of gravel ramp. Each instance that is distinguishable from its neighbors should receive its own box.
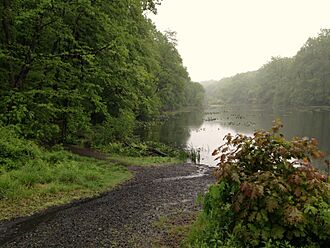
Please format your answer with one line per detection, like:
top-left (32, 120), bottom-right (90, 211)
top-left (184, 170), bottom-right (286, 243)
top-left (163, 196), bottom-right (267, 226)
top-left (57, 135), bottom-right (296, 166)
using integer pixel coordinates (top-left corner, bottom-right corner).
top-left (0, 163), bottom-right (215, 248)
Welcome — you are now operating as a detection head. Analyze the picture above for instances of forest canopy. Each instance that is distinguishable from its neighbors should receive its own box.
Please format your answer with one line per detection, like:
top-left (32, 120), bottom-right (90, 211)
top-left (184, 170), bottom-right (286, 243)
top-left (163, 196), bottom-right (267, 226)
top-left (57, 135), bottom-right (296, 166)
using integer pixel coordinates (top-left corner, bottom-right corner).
top-left (206, 29), bottom-right (330, 107)
top-left (0, 0), bottom-right (205, 145)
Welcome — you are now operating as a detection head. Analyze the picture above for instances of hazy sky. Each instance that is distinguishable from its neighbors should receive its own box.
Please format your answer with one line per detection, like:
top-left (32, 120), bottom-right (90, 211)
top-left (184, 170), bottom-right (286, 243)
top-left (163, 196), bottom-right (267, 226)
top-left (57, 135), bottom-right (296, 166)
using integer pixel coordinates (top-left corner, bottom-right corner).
top-left (150, 0), bottom-right (330, 82)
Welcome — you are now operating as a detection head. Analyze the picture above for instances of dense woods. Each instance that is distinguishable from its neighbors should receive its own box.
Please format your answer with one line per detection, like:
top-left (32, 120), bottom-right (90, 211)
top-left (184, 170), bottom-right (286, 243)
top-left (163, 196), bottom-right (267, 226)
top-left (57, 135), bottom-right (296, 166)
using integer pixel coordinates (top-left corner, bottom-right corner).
top-left (0, 0), bottom-right (204, 145)
top-left (0, 0), bottom-right (205, 222)
top-left (206, 29), bottom-right (330, 106)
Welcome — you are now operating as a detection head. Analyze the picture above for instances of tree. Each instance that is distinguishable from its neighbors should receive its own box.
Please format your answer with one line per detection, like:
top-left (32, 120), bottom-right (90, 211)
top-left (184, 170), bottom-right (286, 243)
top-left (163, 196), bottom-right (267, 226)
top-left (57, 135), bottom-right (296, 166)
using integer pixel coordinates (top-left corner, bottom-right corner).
top-left (206, 29), bottom-right (330, 107)
top-left (0, 0), bottom-right (204, 144)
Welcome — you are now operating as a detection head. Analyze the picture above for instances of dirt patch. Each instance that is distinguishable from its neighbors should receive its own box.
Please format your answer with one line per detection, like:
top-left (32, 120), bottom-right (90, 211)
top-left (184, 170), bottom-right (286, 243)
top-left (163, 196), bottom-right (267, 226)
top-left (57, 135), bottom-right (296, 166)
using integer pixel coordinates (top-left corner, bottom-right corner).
top-left (0, 163), bottom-right (215, 247)
top-left (64, 145), bottom-right (108, 160)
top-left (152, 211), bottom-right (198, 248)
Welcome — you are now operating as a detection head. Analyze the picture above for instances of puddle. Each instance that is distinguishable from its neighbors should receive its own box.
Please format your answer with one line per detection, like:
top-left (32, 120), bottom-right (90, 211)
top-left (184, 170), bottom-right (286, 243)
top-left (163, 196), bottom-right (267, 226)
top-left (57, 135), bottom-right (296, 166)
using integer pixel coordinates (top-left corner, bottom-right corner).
top-left (153, 165), bottom-right (211, 182)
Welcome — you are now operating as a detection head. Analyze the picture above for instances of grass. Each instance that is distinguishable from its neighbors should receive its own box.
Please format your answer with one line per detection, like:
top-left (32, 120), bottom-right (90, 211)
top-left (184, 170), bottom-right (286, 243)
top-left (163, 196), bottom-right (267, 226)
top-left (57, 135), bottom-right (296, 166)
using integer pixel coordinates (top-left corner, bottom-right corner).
top-left (0, 147), bottom-right (183, 221)
top-left (0, 126), bottom-right (185, 221)
top-left (0, 151), bottom-right (132, 221)
top-left (107, 155), bottom-right (183, 167)
top-left (152, 210), bottom-right (197, 248)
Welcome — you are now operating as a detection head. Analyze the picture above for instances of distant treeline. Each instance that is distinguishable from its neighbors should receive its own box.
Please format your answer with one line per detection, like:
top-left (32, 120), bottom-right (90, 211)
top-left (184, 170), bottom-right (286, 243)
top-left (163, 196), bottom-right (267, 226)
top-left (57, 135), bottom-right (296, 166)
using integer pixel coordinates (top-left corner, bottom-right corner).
top-left (206, 29), bottom-right (330, 107)
top-left (0, 0), bottom-right (204, 145)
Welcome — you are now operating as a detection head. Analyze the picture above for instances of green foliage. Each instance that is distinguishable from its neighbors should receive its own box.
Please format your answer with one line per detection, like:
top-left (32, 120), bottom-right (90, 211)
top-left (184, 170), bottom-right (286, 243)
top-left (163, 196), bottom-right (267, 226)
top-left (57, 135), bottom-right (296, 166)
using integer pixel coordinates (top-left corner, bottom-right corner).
top-left (0, 0), bottom-right (204, 145)
top-left (187, 148), bottom-right (201, 164)
top-left (0, 156), bottom-right (132, 220)
top-left (187, 121), bottom-right (330, 247)
top-left (107, 155), bottom-right (181, 167)
top-left (99, 140), bottom-right (187, 160)
top-left (0, 125), bottom-right (40, 171)
top-left (207, 29), bottom-right (330, 107)
top-left (0, 128), bottom-right (132, 220)
top-left (92, 110), bottom-right (136, 145)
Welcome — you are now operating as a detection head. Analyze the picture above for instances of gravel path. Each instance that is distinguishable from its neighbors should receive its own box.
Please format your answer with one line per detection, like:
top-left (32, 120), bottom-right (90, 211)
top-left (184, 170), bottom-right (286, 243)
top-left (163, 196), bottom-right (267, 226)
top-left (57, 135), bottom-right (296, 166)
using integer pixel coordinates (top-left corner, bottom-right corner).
top-left (0, 163), bottom-right (215, 248)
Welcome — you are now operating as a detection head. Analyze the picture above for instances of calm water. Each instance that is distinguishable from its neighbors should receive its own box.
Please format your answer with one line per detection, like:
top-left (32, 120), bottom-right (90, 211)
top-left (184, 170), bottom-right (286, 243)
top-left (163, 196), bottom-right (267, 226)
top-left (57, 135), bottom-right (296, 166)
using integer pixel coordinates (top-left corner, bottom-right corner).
top-left (138, 105), bottom-right (330, 171)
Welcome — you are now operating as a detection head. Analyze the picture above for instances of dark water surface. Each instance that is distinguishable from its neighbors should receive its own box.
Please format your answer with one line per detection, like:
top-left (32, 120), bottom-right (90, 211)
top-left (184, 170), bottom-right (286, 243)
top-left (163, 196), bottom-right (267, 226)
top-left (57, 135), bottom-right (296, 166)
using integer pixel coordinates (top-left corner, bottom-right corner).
top-left (138, 105), bottom-right (330, 171)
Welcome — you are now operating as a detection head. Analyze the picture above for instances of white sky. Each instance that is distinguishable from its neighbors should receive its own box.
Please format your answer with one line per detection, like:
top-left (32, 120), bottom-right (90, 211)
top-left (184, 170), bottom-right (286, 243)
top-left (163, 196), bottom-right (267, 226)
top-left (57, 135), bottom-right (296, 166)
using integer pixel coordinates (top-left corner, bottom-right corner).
top-left (150, 0), bottom-right (330, 82)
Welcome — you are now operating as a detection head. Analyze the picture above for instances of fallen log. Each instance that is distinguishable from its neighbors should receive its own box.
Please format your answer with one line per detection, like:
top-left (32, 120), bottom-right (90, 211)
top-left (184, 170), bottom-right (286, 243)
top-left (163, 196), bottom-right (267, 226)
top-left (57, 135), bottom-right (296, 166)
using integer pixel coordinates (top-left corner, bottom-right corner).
top-left (147, 147), bottom-right (168, 157)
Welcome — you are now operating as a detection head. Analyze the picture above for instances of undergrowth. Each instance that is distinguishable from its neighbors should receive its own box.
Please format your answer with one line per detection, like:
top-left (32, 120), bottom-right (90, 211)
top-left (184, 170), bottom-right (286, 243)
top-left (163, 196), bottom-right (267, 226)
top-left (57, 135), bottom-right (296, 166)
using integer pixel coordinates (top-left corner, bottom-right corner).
top-left (0, 126), bottom-right (132, 220)
top-left (185, 120), bottom-right (330, 248)
top-left (98, 140), bottom-right (186, 158)
top-left (107, 155), bottom-right (182, 167)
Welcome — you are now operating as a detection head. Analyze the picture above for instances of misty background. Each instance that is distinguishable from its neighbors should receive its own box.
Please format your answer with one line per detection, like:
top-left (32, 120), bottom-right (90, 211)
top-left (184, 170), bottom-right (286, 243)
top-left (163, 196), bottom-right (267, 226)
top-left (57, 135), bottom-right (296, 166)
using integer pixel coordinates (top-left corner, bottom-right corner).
top-left (150, 0), bottom-right (330, 82)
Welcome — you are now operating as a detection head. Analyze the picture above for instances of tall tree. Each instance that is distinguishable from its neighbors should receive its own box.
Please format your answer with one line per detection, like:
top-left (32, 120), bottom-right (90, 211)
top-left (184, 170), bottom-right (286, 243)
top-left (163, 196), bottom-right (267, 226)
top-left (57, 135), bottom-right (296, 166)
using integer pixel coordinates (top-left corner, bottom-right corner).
top-left (0, 0), bottom-right (204, 144)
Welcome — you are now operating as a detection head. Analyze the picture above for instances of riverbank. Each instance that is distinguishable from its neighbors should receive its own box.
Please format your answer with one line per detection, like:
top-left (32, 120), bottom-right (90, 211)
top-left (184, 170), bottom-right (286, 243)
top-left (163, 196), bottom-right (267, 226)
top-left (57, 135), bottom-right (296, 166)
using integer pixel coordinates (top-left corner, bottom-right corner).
top-left (0, 151), bottom-right (133, 221)
top-left (0, 148), bottom-right (185, 222)
top-left (1, 162), bottom-right (215, 247)
top-left (0, 124), bottom-right (188, 222)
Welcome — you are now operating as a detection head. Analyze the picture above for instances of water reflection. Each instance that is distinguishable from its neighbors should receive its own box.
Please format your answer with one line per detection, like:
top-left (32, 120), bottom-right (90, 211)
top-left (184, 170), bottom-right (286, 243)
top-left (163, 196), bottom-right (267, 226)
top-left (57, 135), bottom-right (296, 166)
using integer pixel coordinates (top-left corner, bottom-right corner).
top-left (186, 123), bottom-right (236, 166)
top-left (136, 111), bottom-right (204, 147)
top-left (137, 105), bottom-right (330, 171)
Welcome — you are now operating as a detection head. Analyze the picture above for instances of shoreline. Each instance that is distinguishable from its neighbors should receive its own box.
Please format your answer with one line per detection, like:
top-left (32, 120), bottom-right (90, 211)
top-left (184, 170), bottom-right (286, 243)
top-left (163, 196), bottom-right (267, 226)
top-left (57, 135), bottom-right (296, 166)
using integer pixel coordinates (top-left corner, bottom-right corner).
top-left (0, 163), bottom-right (215, 247)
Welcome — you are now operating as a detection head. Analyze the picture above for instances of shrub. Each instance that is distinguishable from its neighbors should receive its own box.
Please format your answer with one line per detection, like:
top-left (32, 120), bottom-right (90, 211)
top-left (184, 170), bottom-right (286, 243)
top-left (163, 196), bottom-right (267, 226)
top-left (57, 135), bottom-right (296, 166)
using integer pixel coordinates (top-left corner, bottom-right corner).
top-left (0, 126), bottom-right (40, 171)
top-left (98, 140), bottom-right (187, 159)
top-left (92, 110), bottom-right (135, 146)
top-left (188, 120), bottom-right (330, 247)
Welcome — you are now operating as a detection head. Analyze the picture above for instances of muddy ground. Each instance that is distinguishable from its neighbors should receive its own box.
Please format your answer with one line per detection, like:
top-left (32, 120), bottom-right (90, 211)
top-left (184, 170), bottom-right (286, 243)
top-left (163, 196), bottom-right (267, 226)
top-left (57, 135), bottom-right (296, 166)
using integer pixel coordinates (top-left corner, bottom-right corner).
top-left (0, 163), bottom-right (215, 248)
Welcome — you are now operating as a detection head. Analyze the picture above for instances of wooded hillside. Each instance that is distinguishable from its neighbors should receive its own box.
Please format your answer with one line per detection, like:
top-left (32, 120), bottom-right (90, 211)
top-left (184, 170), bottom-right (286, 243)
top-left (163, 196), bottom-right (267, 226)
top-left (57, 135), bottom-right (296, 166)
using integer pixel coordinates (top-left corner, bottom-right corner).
top-left (206, 29), bottom-right (330, 107)
top-left (0, 0), bottom-right (204, 145)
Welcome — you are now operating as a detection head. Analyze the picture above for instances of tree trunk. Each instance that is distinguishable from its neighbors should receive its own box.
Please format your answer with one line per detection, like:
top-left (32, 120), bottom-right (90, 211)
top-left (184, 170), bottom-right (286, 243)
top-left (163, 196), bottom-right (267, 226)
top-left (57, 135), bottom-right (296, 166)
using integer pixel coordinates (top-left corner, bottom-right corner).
top-left (2, 0), bottom-right (15, 87)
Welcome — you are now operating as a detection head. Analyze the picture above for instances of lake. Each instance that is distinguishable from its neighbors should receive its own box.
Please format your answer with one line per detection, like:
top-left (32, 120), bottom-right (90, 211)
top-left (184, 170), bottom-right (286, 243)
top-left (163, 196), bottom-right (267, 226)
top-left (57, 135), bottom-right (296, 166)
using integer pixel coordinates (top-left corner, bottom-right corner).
top-left (138, 105), bottom-right (330, 171)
